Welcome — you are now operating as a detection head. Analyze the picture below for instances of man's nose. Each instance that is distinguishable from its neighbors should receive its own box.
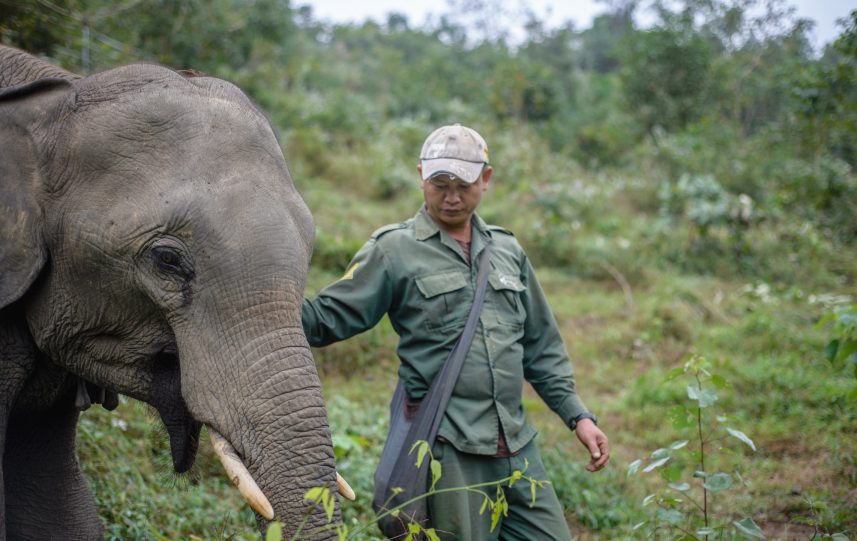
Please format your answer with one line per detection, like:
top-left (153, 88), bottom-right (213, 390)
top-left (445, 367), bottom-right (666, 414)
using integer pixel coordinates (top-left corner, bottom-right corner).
top-left (444, 188), bottom-right (462, 202)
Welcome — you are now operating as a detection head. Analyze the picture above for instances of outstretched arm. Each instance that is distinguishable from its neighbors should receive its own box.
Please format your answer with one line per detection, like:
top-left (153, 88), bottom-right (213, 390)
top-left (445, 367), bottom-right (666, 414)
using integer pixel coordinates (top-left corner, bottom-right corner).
top-left (302, 238), bottom-right (394, 347)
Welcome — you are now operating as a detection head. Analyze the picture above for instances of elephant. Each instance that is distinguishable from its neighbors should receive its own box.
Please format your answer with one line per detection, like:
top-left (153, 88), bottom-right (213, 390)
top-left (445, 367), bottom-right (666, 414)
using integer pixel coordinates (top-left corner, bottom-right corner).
top-left (0, 45), bottom-right (345, 540)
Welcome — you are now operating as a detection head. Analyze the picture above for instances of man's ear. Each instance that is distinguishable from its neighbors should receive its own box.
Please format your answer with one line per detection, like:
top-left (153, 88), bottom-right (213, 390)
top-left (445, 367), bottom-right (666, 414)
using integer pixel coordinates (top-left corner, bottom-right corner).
top-left (480, 165), bottom-right (493, 191)
top-left (0, 78), bottom-right (71, 309)
top-left (417, 164), bottom-right (427, 190)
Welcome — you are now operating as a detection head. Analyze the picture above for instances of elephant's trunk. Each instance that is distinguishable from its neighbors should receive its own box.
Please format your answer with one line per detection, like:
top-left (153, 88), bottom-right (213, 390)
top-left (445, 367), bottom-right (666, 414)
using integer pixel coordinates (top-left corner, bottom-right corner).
top-left (175, 285), bottom-right (340, 539)
top-left (229, 345), bottom-right (338, 537)
top-left (209, 430), bottom-right (353, 519)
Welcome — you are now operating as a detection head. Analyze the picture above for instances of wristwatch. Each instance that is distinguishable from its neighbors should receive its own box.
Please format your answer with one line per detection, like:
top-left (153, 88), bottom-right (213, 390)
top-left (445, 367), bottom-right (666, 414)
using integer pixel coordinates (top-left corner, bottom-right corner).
top-left (569, 412), bottom-right (598, 430)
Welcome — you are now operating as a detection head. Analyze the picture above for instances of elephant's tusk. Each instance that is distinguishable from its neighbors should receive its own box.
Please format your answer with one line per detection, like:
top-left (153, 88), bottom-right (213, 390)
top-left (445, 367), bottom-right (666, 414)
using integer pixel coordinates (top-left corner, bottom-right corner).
top-left (208, 428), bottom-right (275, 520)
top-left (336, 472), bottom-right (355, 501)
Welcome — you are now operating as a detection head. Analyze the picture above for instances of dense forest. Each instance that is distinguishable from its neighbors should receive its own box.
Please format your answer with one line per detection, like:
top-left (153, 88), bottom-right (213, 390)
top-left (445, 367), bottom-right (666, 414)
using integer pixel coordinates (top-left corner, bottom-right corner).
top-left (2, 0), bottom-right (856, 539)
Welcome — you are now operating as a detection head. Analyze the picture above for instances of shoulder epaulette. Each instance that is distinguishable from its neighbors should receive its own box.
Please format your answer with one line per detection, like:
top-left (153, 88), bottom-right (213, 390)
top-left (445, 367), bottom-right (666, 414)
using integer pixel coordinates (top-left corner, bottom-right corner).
top-left (371, 222), bottom-right (408, 240)
top-left (487, 224), bottom-right (515, 236)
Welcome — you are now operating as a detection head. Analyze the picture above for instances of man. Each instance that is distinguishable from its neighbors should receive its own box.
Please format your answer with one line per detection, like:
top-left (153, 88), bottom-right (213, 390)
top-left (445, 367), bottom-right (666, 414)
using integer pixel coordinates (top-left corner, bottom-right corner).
top-left (302, 124), bottom-right (609, 540)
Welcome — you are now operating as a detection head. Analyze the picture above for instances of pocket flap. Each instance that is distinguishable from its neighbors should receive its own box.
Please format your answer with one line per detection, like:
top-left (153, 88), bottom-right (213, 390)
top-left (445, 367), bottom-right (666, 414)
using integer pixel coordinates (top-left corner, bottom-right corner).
top-left (415, 271), bottom-right (468, 298)
top-left (489, 271), bottom-right (526, 292)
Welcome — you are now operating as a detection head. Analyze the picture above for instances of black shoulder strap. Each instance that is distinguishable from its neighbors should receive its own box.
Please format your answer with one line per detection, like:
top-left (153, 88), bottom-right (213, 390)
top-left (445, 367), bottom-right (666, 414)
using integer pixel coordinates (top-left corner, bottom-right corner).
top-left (374, 243), bottom-right (493, 529)
top-left (417, 241), bottom-right (492, 440)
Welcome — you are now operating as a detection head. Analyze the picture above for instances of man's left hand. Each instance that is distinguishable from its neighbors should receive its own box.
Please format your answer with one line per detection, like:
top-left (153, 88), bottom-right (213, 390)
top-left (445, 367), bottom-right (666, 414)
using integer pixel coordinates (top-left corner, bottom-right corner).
top-left (575, 419), bottom-right (609, 472)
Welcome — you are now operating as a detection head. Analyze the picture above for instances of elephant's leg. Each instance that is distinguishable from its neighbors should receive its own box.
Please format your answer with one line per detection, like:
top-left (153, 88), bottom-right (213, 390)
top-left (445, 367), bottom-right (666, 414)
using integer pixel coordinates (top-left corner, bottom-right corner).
top-left (1, 309), bottom-right (40, 541)
top-left (4, 384), bottom-right (102, 541)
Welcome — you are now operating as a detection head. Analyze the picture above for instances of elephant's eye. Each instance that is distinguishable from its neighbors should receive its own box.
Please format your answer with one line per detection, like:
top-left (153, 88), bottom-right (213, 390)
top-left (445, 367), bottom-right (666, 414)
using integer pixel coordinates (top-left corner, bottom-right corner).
top-left (151, 246), bottom-right (185, 276)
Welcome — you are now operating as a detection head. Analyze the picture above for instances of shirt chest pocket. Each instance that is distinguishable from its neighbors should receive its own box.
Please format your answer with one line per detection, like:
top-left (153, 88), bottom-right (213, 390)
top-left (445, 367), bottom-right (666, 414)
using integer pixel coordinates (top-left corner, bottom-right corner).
top-left (488, 271), bottom-right (527, 328)
top-left (415, 271), bottom-right (470, 331)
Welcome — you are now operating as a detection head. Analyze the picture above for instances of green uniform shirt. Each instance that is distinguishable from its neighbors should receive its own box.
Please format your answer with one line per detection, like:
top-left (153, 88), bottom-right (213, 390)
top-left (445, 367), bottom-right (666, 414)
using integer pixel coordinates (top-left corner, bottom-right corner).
top-left (302, 206), bottom-right (588, 455)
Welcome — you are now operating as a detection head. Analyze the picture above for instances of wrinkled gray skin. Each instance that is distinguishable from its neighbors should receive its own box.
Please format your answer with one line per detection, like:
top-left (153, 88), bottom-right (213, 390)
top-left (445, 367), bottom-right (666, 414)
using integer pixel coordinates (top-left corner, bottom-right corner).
top-left (0, 46), bottom-right (338, 540)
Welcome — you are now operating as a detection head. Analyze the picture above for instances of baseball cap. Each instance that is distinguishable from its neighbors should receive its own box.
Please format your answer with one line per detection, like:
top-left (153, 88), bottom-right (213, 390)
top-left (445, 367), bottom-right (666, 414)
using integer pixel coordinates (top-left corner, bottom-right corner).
top-left (420, 124), bottom-right (489, 184)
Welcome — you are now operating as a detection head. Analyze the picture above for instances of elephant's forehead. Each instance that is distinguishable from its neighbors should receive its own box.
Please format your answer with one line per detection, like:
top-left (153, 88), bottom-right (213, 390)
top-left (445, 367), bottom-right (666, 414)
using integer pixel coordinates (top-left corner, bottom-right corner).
top-left (74, 94), bottom-right (278, 162)
top-left (49, 98), bottom-right (290, 208)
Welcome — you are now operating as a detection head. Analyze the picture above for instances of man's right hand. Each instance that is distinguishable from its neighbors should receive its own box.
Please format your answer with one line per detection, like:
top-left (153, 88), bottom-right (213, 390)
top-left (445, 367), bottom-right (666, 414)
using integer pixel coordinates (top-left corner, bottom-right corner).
top-left (575, 419), bottom-right (609, 472)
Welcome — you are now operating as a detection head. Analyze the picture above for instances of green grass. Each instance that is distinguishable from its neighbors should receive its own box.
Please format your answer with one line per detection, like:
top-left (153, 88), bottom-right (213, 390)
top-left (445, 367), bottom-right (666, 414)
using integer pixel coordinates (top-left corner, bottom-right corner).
top-left (76, 268), bottom-right (857, 539)
top-left (74, 170), bottom-right (857, 539)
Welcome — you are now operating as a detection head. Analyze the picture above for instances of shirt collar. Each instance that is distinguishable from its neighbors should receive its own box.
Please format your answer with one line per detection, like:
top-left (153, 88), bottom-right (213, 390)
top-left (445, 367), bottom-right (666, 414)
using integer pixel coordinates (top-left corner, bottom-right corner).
top-left (414, 205), bottom-right (491, 242)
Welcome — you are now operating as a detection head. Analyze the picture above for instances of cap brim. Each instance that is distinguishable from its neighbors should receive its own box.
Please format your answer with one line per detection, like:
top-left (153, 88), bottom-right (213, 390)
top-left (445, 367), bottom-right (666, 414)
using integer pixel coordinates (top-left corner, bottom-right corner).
top-left (421, 159), bottom-right (484, 183)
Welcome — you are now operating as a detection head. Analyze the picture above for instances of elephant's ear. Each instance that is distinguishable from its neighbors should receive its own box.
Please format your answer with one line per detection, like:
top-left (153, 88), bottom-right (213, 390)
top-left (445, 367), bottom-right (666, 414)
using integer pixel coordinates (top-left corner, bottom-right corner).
top-left (0, 78), bottom-right (72, 309)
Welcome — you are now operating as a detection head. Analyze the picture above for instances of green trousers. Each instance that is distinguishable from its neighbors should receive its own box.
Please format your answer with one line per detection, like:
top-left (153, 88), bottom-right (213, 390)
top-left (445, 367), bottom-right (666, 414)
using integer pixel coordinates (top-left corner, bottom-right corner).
top-left (427, 438), bottom-right (574, 541)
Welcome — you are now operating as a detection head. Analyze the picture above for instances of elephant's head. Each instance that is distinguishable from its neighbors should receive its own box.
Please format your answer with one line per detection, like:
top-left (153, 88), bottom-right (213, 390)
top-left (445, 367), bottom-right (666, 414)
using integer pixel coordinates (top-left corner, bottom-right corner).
top-left (0, 50), bottom-right (339, 538)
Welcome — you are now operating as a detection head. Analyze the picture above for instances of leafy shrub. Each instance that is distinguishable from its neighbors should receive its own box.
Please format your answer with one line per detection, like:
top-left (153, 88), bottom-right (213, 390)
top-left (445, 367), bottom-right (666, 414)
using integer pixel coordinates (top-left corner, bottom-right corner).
top-left (818, 304), bottom-right (857, 400)
top-left (628, 357), bottom-right (763, 540)
top-left (658, 174), bottom-right (754, 239)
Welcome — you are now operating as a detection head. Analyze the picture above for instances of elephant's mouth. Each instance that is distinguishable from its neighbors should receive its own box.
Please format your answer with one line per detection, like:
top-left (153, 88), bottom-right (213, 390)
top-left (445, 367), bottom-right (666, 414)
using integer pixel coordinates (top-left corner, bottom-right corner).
top-left (147, 345), bottom-right (355, 517)
top-left (150, 346), bottom-right (202, 473)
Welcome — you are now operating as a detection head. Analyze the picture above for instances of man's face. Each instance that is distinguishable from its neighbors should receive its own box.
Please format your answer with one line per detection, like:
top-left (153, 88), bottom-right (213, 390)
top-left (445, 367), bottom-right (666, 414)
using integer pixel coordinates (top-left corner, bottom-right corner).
top-left (419, 167), bottom-right (492, 233)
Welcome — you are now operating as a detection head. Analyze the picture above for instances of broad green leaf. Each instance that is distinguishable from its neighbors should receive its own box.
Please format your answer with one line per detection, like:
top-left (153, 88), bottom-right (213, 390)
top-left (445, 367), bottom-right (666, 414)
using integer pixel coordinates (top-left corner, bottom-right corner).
top-left (661, 494), bottom-right (684, 506)
top-left (413, 441), bottom-right (429, 467)
top-left (265, 522), bottom-right (283, 541)
top-left (704, 472), bottom-right (733, 492)
top-left (811, 500), bottom-right (830, 511)
top-left (643, 456), bottom-right (670, 472)
top-left (669, 482), bottom-right (691, 491)
top-left (408, 523), bottom-right (421, 534)
top-left (836, 339), bottom-right (857, 364)
top-left (670, 440), bottom-right (689, 450)
top-left (687, 384), bottom-right (718, 408)
top-left (425, 528), bottom-right (441, 541)
top-left (323, 490), bottom-right (336, 521)
top-left (304, 487), bottom-right (324, 502)
top-left (430, 459), bottom-right (442, 490)
top-left (826, 340), bottom-right (840, 363)
top-left (733, 518), bottom-right (765, 539)
top-left (662, 464), bottom-right (683, 483)
top-left (656, 508), bottom-right (684, 525)
top-left (490, 498), bottom-right (504, 531)
top-left (628, 459), bottom-right (643, 476)
top-left (710, 374), bottom-right (730, 389)
top-left (726, 428), bottom-right (757, 451)
top-left (668, 405), bottom-right (693, 429)
top-left (665, 366), bottom-right (685, 382)
top-left (651, 447), bottom-right (671, 459)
